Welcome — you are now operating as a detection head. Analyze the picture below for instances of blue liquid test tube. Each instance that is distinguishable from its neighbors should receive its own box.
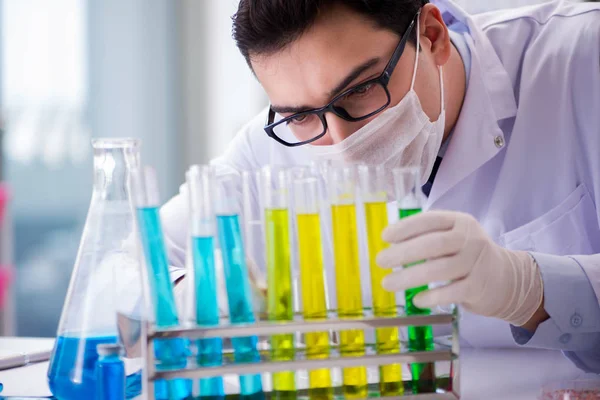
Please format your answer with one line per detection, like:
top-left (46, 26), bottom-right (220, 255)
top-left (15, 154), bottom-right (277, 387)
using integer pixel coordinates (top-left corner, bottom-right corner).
top-left (186, 165), bottom-right (225, 399)
top-left (215, 174), bottom-right (264, 399)
top-left (131, 166), bottom-right (192, 400)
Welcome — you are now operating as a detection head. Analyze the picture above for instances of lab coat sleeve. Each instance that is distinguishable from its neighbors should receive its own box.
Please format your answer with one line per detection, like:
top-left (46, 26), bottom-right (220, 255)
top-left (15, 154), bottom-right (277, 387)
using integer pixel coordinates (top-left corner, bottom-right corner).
top-left (510, 253), bottom-right (600, 373)
top-left (161, 108), bottom-right (268, 280)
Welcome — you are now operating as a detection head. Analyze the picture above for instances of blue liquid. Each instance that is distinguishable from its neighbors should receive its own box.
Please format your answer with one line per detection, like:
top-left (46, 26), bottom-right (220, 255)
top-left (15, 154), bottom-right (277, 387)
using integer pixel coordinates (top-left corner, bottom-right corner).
top-left (192, 236), bottom-right (225, 398)
top-left (48, 335), bottom-right (140, 400)
top-left (137, 207), bottom-right (192, 400)
top-left (137, 207), bottom-right (179, 327)
top-left (216, 214), bottom-right (263, 398)
top-left (96, 354), bottom-right (125, 400)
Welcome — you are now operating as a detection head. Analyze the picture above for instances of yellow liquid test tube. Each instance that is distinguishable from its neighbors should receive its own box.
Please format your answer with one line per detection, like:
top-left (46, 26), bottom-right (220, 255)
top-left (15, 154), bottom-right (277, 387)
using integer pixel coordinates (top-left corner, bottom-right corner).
top-left (261, 167), bottom-right (296, 397)
top-left (359, 165), bottom-right (403, 397)
top-left (293, 171), bottom-right (332, 399)
top-left (365, 202), bottom-right (403, 395)
top-left (328, 165), bottom-right (368, 399)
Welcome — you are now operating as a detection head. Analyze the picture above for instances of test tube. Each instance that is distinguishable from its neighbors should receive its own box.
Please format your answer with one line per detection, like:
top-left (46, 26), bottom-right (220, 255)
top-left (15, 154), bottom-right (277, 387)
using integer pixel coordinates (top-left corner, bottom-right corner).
top-left (242, 170), bottom-right (267, 318)
top-left (214, 173), bottom-right (264, 399)
top-left (259, 166), bottom-right (296, 397)
top-left (292, 167), bottom-right (333, 399)
top-left (130, 166), bottom-right (192, 400)
top-left (327, 164), bottom-right (368, 398)
top-left (393, 167), bottom-right (435, 394)
top-left (358, 165), bottom-right (403, 397)
top-left (186, 165), bottom-right (225, 399)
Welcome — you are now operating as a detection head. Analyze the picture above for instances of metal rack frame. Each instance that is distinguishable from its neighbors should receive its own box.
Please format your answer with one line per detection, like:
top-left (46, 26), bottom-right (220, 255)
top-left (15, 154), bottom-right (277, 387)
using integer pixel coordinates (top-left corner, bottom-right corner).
top-left (145, 311), bottom-right (460, 399)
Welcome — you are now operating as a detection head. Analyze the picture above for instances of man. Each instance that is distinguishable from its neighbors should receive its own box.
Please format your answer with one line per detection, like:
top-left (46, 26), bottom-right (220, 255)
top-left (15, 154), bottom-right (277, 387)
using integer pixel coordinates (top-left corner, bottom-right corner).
top-left (162, 0), bottom-right (600, 372)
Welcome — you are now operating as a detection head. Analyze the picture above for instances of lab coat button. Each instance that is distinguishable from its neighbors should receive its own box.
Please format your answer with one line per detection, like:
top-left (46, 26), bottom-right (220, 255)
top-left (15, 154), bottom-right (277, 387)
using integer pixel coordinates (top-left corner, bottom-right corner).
top-left (559, 333), bottom-right (572, 344)
top-left (570, 313), bottom-right (583, 328)
top-left (494, 135), bottom-right (505, 148)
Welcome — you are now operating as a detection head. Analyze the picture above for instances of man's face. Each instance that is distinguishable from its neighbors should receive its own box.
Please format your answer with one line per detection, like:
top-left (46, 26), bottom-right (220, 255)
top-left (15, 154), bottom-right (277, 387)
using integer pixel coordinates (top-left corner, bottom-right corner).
top-left (251, 4), bottom-right (444, 146)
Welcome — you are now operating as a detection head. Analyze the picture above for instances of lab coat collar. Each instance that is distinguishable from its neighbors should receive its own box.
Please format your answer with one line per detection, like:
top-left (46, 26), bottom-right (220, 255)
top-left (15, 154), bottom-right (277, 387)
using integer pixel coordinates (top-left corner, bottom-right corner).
top-left (425, 0), bottom-right (518, 207)
top-left (435, 0), bottom-right (517, 120)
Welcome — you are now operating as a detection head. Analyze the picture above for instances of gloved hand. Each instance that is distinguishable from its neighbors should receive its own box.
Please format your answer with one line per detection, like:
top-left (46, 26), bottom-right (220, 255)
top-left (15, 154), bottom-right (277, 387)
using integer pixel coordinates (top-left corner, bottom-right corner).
top-left (376, 211), bottom-right (544, 327)
top-left (244, 255), bottom-right (268, 316)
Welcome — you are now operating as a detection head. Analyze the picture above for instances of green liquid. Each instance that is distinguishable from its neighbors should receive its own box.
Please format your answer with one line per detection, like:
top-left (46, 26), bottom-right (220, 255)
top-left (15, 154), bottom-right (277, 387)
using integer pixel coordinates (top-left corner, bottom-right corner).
top-left (399, 208), bottom-right (436, 394)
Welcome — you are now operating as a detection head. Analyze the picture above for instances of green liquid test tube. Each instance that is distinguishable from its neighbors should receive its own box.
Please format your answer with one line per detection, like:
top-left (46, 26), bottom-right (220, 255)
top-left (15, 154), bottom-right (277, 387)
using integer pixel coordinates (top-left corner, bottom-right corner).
top-left (292, 169), bottom-right (333, 399)
top-left (328, 165), bottom-right (368, 399)
top-left (260, 167), bottom-right (296, 398)
top-left (358, 165), bottom-right (403, 397)
top-left (394, 167), bottom-right (436, 394)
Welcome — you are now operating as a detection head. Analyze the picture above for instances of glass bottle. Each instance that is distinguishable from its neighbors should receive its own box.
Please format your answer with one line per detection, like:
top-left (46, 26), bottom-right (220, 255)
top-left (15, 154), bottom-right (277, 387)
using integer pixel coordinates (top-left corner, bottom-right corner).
top-left (96, 344), bottom-right (126, 400)
top-left (47, 138), bottom-right (143, 400)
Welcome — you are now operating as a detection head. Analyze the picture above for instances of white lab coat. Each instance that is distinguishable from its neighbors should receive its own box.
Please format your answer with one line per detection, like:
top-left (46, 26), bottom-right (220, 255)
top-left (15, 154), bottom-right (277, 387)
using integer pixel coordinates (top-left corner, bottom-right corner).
top-left (161, 0), bottom-right (600, 358)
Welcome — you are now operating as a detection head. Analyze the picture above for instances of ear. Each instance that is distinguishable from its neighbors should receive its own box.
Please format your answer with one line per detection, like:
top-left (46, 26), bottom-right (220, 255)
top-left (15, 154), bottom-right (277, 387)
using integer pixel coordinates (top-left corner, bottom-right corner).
top-left (418, 4), bottom-right (452, 67)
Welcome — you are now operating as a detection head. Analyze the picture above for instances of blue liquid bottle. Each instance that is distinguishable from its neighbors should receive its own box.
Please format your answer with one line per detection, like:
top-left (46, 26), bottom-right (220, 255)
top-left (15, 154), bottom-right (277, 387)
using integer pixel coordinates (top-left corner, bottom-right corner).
top-left (132, 166), bottom-right (192, 400)
top-left (186, 166), bottom-right (225, 399)
top-left (48, 139), bottom-right (143, 400)
top-left (96, 344), bottom-right (126, 400)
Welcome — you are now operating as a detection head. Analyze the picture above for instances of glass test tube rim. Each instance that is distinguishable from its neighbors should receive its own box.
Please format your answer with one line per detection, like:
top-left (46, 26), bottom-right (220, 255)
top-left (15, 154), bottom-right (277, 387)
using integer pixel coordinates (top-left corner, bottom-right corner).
top-left (327, 163), bottom-right (359, 205)
top-left (92, 137), bottom-right (141, 149)
top-left (187, 164), bottom-right (216, 237)
top-left (260, 165), bottom-right (291, 210)
top-left (291, 167), bottom-right (321, 215)
top-left (358, 164), bottom-right (388, 203)
top-left (214, 173), bottom-right (243, 216)
top-left (393, 166), bottom-right (424, 209)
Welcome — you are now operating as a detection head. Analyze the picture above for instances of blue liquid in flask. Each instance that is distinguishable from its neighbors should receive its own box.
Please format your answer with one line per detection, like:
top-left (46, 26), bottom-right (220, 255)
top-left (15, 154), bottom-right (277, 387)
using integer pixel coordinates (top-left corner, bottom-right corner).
top-left (216, 214), bottom-right (264, 398)
top-left (48, 335), bottom-right (141, 399)
top-left (137, 206), bottom-right (192, 400)
top-left (192, 235), bottom-right (225, 399)
top-left (48, 139), bottom-right (145, 400)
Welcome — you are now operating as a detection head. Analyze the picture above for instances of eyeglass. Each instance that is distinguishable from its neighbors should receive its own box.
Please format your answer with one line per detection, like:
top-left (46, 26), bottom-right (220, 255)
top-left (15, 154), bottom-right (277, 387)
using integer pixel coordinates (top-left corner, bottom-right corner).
top-left (264, 11), bottom-right (420, 147)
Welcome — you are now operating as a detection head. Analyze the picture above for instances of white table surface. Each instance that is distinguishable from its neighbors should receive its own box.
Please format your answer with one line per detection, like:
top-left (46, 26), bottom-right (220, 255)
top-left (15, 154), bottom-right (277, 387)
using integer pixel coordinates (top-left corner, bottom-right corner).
top-left (0, 338), bottom-right (596, 399)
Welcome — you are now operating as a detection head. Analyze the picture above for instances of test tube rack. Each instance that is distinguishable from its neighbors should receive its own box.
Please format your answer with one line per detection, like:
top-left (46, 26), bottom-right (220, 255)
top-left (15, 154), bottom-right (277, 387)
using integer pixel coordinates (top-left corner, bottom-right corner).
top-left (144, 309), bottom-right (460, 399)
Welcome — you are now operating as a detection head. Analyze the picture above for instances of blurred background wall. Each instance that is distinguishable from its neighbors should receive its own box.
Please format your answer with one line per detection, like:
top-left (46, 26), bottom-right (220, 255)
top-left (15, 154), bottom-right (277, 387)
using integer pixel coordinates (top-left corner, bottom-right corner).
top-left (0, 0), bottom-right (584, 336)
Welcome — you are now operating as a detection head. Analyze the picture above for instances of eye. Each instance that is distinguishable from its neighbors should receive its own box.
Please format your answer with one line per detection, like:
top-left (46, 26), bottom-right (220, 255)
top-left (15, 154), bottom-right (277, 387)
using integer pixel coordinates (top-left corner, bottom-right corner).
top-left (355, 84), bottom-right (372, 94)
top-left (292, 115), bottom-right (307, 123)
top-left (347, 83), bottom-right (374, 98)
top-left (286, 114), bottom-right (311, 126)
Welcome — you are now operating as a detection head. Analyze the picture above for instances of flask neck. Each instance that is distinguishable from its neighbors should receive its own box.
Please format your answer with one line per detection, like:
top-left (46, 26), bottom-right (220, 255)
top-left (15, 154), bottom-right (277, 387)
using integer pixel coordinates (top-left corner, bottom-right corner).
top-left (92, 140), bottom-right (140, 202)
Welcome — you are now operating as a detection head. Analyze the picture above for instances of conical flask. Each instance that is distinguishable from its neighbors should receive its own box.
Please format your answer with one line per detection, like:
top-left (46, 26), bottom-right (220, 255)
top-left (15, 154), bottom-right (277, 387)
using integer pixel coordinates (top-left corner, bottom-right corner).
top-left (48, 138), bottom-right (144, 400)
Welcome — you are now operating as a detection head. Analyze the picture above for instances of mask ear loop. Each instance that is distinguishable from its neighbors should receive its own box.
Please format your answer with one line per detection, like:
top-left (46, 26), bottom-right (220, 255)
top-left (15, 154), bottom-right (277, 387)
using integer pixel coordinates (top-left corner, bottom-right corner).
top-left (439, 66), bottom-right (445, 113)
top-left (411, 12), bottom-right (446, 114)
top-left (409, 15), bottom-right (421, 92)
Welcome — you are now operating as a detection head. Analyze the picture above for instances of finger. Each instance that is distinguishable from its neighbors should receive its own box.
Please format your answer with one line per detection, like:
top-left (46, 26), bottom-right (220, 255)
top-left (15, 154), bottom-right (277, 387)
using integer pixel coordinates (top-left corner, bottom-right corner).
top-left (382, 211), bottom-right (457, 243)
top-left (381, 256), bottom-right (468, 292)
top-left (412, 279), bottom-right (470, 309)
top-left (376, 230), bottom-right (464, 268)
top-left (246, 256), bottom-right (267, 291)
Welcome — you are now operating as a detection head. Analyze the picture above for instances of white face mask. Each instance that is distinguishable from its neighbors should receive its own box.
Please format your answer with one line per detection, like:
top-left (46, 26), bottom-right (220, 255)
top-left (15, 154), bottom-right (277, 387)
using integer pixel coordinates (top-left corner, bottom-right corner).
top-left (307, 16), bottom-right (446, 186)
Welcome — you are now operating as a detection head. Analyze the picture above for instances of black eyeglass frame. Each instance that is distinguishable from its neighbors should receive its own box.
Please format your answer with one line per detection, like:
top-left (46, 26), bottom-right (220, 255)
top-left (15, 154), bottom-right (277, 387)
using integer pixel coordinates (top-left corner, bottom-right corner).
top-left (264, 11), bottom-right (420, 147)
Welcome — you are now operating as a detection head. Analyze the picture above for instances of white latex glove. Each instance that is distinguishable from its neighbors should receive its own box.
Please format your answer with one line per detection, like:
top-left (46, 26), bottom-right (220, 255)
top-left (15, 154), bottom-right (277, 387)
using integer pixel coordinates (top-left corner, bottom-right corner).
top-left (376, 211), bottom-right (544, 327)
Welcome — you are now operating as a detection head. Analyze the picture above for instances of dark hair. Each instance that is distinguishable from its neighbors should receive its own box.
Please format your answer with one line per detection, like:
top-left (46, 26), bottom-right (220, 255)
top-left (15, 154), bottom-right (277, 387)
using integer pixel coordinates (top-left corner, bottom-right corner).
top-left (232, 0), bottom-right (428, 66)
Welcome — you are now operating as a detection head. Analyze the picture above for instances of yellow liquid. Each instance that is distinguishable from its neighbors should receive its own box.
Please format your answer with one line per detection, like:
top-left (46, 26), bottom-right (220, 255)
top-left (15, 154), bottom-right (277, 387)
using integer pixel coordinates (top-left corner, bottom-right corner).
top-left (365, 202), bottom-right (404, 396)
top-left (297, 213), bottom-right (333, 398)
top-left (265, 208), bottom-right (296, 394)
top-left (331, 204), bottom-right (368, 398)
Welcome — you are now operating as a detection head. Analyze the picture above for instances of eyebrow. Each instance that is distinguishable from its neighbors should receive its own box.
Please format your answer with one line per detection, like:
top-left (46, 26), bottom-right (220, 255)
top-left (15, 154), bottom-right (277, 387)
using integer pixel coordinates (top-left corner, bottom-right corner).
top-left (270, 57), bottom-right (381, 115)
top-left (328, 57), bottom-right (380, 98)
